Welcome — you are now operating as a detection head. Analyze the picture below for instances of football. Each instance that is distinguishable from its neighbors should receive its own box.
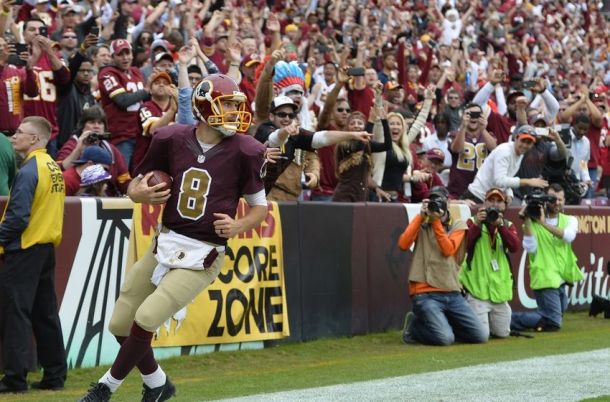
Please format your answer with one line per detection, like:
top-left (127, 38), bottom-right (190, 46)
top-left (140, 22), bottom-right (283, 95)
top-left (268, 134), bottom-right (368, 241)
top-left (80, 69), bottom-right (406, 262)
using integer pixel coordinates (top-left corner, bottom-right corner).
top-left (147, 170), bottom-right (172, 190)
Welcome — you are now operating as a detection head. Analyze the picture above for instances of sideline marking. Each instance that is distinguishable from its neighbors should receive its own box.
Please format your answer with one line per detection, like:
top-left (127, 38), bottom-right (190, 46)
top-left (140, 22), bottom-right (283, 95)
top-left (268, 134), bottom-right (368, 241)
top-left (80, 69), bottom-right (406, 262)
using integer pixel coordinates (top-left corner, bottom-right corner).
top-left (222, 348), bottom-right (610, 401)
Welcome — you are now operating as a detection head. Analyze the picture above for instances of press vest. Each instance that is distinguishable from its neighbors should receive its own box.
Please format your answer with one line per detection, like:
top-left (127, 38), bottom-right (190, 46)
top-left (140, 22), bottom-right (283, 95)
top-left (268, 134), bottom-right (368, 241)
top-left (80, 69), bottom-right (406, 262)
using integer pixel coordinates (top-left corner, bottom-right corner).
top-left (529, 213), bottom-right (583, 289)
top-left (409, 218), bottom-right (468, 291)
top-left (459, 218), bottom-right (513, 303)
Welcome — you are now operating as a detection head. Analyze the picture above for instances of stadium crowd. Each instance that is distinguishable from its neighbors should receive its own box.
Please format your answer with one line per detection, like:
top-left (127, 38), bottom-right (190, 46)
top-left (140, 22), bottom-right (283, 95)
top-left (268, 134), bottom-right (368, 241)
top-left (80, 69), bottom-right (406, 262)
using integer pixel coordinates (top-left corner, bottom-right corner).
top-left (0, 0), bottom-right (608, 203)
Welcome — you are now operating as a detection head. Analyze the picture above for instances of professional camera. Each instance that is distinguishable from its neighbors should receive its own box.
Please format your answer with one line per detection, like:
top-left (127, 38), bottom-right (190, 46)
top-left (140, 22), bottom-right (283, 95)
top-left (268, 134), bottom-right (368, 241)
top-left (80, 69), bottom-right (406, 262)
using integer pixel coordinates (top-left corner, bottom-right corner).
top-left (427, 198), bottom-right (447, 215)
top-left (85, 132), bottom-right (112, 144)
top-left (485, 207), bottom-right (500, 224)
top-left (524, 191), bottom-right (557, 220)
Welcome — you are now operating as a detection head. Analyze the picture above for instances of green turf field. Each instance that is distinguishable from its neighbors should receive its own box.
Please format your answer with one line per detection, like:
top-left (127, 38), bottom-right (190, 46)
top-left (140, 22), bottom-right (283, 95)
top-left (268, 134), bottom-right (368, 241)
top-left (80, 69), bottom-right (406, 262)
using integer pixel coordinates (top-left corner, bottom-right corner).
top-left (2, 311), bottom-right (609, 401)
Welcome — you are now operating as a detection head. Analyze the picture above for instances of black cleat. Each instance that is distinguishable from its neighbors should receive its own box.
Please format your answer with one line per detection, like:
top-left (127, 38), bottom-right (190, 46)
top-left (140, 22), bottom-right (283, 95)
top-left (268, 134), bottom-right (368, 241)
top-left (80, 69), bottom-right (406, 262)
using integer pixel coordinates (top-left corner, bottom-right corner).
top-left (78, 382), bottom-right (112, 402)
top-left (141, 376), bottom-right (176, 402)
top-left (0, 381), bottom-right (26, 394)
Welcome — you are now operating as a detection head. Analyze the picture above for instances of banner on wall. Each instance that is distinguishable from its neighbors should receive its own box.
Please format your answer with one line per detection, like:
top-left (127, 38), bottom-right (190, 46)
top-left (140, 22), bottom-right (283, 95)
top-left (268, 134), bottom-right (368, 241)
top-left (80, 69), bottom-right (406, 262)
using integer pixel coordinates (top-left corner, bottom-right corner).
top-left (128, 201), bottom-right (290, 347)
top-left (59, 198), bottom-right (133, 369)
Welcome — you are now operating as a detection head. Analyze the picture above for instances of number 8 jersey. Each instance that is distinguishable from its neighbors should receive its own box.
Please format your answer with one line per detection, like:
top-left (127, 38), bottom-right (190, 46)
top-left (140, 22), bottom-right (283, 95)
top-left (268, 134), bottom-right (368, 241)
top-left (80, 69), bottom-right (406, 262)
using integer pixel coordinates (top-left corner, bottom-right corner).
top-left (98, 64), bottom-right (145, 146)
top-left (133, 124), bottom-right (267, 245)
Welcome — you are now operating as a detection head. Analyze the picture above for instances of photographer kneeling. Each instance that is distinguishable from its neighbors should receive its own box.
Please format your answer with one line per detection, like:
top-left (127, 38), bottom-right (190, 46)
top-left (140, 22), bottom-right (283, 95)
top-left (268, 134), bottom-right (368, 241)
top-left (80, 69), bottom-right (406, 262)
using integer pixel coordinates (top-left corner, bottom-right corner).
top-left (398, 187), bottom-right (487, 346)
top-left (459, 188), bottom-right (520, 339)
top-left (511, 184), bottom-right (584, 332)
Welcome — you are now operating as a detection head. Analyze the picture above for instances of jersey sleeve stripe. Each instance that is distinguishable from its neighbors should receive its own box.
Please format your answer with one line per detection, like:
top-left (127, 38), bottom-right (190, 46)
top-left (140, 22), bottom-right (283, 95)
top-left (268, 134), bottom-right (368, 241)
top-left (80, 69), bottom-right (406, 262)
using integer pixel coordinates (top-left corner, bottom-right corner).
top-left (117, 172), bottom-right (132, 183)
top-left (141, 117), bottom-right (160, 136)
top-left (109, 88), bottom-right (126, 98)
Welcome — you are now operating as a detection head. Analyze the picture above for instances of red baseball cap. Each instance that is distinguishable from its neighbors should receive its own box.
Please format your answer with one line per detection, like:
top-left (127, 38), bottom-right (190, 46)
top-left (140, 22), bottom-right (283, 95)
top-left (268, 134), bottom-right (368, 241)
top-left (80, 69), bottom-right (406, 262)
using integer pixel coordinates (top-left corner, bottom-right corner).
top-left (515, 125), bottom-right (536, 142)
top-left (426, 148), bottom-right (445, 163)
top-left (110, 39), bottom-right (131, 55)
top-left (485, 188), bottom-right (507, 202)
top-left (241, 54), bottom-right (261, 68)
top-left (149, 71), bottom-right (172, 85)
top-left (384, 81), bottom-right (403, 91)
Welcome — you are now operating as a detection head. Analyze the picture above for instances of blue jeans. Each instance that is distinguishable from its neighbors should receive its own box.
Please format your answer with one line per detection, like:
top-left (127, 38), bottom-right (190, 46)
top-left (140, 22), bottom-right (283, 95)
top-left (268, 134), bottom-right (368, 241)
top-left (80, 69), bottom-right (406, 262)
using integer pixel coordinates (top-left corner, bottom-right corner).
top-left (310, 194), bottom-right (333, 202)
top-left (587, 168), bottom-right (598, 199)
top-left (409, 292), bottom-right (488, 346)
top-left (511, 284), bottom-right (568, 331)
top-left (115, 138), bottom-right (136, 170)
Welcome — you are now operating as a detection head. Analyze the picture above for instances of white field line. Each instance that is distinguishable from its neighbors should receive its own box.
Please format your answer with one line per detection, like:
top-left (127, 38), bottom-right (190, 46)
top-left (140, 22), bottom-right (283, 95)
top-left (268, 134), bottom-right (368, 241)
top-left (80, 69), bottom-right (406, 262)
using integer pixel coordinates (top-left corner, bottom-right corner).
top-left (221, 347), bottom-right (610, 402)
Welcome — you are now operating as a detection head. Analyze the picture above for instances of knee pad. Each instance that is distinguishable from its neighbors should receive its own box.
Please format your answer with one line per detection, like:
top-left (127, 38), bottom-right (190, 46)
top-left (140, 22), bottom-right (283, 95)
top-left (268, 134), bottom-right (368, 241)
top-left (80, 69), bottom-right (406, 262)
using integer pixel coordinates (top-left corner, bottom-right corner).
top-left (108, 299), bottom-right (135, 337)
top-left (134, 308), bottom-right (163, 333)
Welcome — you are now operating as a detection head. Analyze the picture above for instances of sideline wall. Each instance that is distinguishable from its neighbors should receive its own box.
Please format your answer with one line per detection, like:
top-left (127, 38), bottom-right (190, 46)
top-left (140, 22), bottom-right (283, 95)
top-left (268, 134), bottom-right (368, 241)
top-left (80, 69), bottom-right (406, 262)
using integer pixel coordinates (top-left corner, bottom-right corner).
top-left (0, 198), bottom-right (608, 368)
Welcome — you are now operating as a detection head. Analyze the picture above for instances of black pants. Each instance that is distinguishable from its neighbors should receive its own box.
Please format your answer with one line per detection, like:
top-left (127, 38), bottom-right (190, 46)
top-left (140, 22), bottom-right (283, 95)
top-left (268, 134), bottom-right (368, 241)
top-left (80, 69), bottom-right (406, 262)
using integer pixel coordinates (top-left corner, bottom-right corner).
top-left (0, 244), bottom-right (66, 389)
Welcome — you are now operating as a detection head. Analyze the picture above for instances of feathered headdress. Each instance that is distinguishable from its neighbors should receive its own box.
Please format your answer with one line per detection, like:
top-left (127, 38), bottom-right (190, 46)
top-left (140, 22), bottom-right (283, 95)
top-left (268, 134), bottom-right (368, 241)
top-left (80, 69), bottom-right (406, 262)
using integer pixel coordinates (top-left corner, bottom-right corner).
top-left (273, 61), bottom-right (305, 95)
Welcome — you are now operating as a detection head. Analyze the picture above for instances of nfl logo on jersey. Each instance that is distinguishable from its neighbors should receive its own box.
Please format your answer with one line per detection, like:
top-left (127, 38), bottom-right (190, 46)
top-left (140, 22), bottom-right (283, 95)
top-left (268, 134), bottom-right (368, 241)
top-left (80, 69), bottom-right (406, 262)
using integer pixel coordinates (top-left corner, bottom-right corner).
top-left (197, 155), bottom-right (206, 163)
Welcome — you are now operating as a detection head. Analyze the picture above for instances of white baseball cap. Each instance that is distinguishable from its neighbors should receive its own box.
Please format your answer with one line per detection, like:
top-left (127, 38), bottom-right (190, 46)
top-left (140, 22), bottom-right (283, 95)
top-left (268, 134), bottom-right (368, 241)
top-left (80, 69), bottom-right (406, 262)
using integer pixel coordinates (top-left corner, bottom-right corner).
top-left (270, 95), bottom-right (297, 112)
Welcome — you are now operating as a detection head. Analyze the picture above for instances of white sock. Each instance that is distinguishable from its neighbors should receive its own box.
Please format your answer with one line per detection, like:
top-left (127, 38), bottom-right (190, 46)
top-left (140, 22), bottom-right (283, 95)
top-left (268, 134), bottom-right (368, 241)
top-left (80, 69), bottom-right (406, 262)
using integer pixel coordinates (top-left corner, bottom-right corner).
top-left (99, 369), bottom-right (124, 393)
top-left (141, 366), bottom-right (167, 389)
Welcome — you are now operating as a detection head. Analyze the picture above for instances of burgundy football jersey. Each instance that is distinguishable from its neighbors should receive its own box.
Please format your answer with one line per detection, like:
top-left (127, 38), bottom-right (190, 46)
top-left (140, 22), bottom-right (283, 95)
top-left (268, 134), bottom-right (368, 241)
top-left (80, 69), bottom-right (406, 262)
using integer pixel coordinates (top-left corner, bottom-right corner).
top-left (98, 65), bottom-right (145, 145)
top-left (0, 64), bottom-right (37, 133)
top-left (132, 100), bottom-right (165, 172)
top-left (447, 133), bottom-right (490, 199)
top-left (22, 53), bottom-right (70, 139)
top-left (134, 124), bottom-right (266, 245)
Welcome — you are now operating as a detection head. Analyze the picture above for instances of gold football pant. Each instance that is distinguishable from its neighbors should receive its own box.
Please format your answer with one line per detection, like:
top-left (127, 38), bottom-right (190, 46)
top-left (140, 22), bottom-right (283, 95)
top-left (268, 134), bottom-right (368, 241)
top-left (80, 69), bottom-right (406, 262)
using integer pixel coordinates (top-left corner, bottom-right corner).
top-left (109, 242), bottom-right (224, 335)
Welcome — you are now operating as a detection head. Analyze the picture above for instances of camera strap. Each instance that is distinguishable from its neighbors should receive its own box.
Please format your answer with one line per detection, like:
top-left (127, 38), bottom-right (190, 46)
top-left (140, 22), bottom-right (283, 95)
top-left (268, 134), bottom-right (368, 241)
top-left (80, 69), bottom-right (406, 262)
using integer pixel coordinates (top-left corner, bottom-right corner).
top-left (466, 220), bottom-right (512, 272)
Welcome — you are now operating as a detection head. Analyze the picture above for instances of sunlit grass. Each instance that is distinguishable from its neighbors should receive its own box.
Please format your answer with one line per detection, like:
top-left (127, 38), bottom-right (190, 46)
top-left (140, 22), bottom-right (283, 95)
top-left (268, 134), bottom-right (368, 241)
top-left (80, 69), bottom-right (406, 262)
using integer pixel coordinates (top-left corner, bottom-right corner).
top-left (3, 311), bottom-right (609, 401)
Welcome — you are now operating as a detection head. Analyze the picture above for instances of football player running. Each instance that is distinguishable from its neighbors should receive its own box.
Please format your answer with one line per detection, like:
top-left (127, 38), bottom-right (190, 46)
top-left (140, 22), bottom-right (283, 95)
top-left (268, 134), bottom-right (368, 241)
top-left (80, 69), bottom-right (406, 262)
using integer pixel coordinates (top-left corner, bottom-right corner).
top-left (78, 74), bottom-right (268, 402)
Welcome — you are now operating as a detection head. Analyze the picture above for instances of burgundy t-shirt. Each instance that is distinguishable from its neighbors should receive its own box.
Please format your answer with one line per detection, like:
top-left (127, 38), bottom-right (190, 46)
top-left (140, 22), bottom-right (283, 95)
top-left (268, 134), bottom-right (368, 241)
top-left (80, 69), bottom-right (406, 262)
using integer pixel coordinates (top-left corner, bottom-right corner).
top-left (586, 124), bottom-right (602, 169)
top-left (411, 172), bottom-right (445, 203)
top-left (134, 124), bottom-right (266, 245)
top-left (347, 86), bottom-right (374, 120)
top-left (63, 167), bottom-right (81, 196)
top-left (312, 145), bottom-right (337, 197)
top-left (486, 111), bottom-right (515, 144)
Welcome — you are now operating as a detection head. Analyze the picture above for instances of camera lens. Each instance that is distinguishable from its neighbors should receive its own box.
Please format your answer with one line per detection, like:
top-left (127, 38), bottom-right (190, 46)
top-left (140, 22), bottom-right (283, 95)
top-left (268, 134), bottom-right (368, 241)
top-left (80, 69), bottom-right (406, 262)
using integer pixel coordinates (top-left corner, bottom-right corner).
top-left (485, 207), bottom-right (499, 223)
top-left (525, 202), bottom-right (542, 220)
top-left (427, 198), bottom-right (447, 214)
